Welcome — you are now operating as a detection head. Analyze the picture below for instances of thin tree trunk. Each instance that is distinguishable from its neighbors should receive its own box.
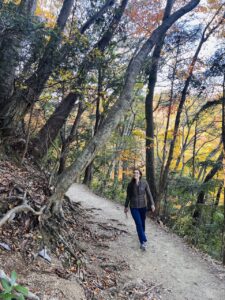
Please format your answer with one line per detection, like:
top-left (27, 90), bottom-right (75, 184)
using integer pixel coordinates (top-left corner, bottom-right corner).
top-left (58, 102), bottom-right (84, 174)
top-left (122, 159), bottom-right (129, 188)
top-left (47, 0), bottom-right (201, 215)
top-left (174, 100), bottom-right (194, 172)
top-left (145, 0), bottom-right (173, 213)
top-left (197, 144), bottom-right (221, 181)
top-left (175, 123), bottom-right (192, 171)
top-left (21, 103), bottom-right (35, 164)
top-left (192, 152), bottom-right (223, 222)
top-left (158, 41), bottom-right (180, 205)
top-left (83, 67), bottom-right (104, 186)
top-left (215, 184), bottom-right (222, 207)
top-left (192, 120), bottom-right (198, 178)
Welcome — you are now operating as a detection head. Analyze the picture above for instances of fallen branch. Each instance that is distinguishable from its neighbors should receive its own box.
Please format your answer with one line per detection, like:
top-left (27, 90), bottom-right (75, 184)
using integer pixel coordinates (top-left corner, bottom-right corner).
top-left (6, 195), bottom-right (25, 201)
top-left (142, 282), bottom-right (163, 296)
top-left (0, 269), bottom-right (40, 300)
top-left (0, 191), bottom-right (46, 227)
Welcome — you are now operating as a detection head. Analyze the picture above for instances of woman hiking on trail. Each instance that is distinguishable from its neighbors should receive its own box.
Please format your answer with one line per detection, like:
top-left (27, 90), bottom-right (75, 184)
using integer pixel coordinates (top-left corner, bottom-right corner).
top-left (124, 169), bottom-right (155, 251)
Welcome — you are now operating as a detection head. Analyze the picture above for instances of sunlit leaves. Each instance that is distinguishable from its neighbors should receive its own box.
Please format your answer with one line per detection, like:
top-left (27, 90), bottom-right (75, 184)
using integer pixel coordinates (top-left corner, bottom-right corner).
top-left (126, 0), bottom-right (164, 37)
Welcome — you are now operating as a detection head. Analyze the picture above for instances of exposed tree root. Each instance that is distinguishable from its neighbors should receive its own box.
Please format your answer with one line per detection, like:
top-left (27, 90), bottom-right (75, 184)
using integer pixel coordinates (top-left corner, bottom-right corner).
top-left (0, 191), bottom-right (46, 227)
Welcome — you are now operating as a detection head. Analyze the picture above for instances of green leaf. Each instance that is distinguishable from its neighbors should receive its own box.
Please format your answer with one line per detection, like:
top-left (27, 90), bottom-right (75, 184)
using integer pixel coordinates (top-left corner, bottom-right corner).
top-left (213, 212), bottom-right (224, 223)
top-left (10, 271), bottom-right (17, 286)
top-left (0, 278), bottom-right (11, 293)
top-left (0, 292), bottom-right (14, 300)
top-left (76, 259), bottom-right (82, 267)
top-left (14, 285), bottom-right (28, 296)
top-left (135, 82), bottom-right (144, 89)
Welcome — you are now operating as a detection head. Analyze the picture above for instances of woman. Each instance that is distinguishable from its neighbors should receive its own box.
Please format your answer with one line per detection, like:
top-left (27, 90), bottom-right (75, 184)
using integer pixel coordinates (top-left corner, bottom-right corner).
top-left (124, 169), bottom-right (155, 250)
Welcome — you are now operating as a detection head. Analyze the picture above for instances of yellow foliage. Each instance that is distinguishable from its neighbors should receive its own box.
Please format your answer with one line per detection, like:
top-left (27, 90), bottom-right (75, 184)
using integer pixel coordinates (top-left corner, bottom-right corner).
top-left (35, 4), bottom-right (56, 28)
top-left (132, 129), bottom-right (145, 138)
top-left (3, 0), bottom-right (21, 4)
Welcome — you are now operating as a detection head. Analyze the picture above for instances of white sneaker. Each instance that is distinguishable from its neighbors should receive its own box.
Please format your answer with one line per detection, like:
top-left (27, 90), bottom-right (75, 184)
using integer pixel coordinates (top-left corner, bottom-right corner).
top-left (140, 243), bottom-right (147, 251)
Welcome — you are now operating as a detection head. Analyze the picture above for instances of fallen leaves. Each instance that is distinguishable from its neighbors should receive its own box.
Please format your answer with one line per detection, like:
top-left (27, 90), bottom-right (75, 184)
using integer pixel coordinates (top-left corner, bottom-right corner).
top-left (0, 159), bottom-right (163, 299)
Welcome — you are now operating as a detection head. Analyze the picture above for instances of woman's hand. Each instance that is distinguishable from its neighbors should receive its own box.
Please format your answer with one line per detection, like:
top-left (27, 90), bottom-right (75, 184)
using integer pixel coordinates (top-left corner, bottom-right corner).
top-left (124, 207), bottom-right (128, 214)
top-left (151, 204), bottom-right (155, 212)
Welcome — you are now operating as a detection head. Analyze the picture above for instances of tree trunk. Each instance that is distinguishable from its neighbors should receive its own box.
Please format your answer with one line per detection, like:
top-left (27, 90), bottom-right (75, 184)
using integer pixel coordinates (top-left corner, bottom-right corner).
top-left (215, 184), bottom-right (222, 207)
top-left (192, 120), bottom-right (198, 178)
top-left (32, 0), bottom-right (129, 159)
top-left (58, 140), bottom-right (67, 176)
top-left (145, 52), bottom-right (160, 209)
top-left (83, 163), bottom-right (93, 186)
top-left (197, 144), bottom-right (221, 181)
top-left (19, 0), bottom-right (37, 15)
top-left (0, 0), bottom-right (37, 106)
top-left (32, 93), bottom-right (78, 158)
top-left (192, 152), bottom-right (223, 222)
top-left (157, 40), bottom-right (180, 210)
top-left (47, 0), bottom-right (201, 214)
top-left (145, 0), bottom-right (174, 208)
top-left (83, 67), bottom-right (104, 186)
top-left (174, 121), bottom-right (192, 171)
top-left (58, 101), bottom-right (84, 174)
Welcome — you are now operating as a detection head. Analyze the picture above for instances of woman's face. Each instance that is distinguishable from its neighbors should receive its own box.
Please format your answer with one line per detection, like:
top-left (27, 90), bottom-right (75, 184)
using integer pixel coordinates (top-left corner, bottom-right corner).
top-left (133, 170), bottom-right (141, 180)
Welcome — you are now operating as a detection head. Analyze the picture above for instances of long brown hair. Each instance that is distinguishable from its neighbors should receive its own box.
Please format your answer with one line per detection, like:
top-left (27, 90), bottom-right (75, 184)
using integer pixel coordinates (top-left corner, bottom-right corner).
top-left (130, 168), bottom-right (142, 184)
top-left (127, 169), bottom-right (142, 195)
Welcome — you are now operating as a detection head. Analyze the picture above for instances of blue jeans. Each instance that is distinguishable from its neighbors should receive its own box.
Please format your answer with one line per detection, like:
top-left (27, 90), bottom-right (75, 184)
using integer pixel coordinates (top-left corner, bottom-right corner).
top-left (130, 207), bottom-right (147, 245)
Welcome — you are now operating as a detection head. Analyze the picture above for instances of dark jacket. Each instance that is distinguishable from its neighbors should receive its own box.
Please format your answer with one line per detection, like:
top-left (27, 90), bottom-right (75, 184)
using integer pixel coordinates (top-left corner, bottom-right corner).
top-left (125, 179), bottom-right (155, 209)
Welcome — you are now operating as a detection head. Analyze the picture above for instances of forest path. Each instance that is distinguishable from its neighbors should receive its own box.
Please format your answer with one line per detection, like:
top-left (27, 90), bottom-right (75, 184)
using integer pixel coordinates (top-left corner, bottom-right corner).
top-left (67, 183), bottom-right (225, 300)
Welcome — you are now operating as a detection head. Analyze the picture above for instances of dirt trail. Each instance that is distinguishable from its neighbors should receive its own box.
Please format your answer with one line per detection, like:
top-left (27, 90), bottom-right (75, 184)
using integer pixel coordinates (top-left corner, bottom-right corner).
top-left (67, 183), bottom-right (225, 300)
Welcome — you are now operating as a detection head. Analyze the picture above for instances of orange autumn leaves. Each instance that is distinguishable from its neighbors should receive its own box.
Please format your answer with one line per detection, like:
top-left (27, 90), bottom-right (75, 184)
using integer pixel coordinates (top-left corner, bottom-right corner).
top-left (126, 0), bottom-right (164, 37)
top-left (126, 0), bottom-right (224, 38)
